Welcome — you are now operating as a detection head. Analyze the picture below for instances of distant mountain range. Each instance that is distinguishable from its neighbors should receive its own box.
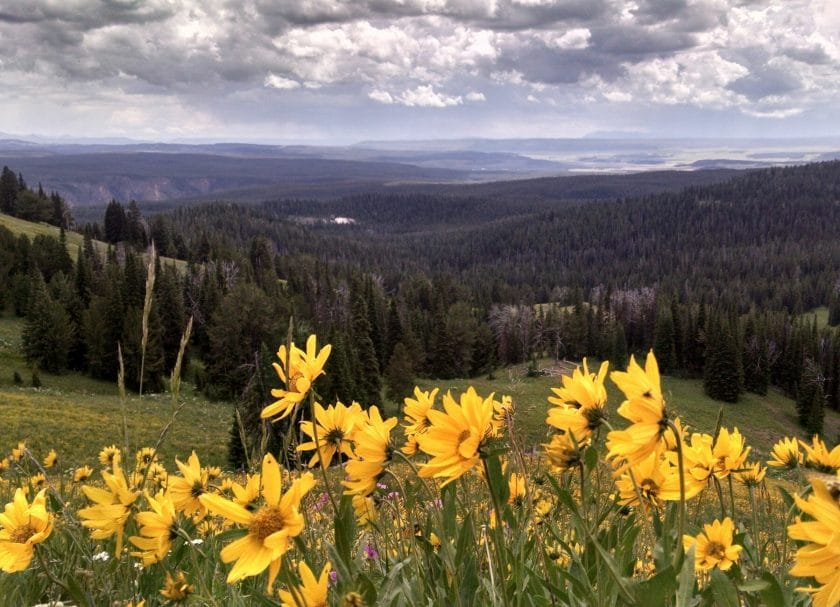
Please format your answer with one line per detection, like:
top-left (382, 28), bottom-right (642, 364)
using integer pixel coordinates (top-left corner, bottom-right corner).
top-left (0, 136), bottom-right (838, 209)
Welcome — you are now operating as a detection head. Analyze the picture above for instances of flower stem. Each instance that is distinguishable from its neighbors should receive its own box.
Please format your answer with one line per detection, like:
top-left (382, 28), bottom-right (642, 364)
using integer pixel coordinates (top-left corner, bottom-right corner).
top-left (309, 391), bottom-right (339, 514)
top-left (482, 457), bottom-right (512, 607)
top-left (667, 419), bottom-right (686, 557)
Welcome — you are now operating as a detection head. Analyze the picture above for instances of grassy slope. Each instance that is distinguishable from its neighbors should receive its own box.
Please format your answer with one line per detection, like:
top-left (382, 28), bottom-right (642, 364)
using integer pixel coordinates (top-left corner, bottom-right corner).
top-left (0, 316), bottom-right (231, 468)
top-left (0, 212), bottom-right (185, 270)
top-left (416, 359), bottom-right (840, 461)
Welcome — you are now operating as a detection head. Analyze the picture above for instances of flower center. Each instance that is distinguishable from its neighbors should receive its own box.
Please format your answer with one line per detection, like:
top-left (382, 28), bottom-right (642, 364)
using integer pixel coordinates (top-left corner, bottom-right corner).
top-left (249, 506), bottom-right (286, 541)
top-left (191, 481), bottom-right (205, 498)
top-left (10, 523), bottom-right (36, 544)
top-left (640, 478), bottom-right (660, 500)
top-left (706, 540), bottom-right (726, 561)
top-left (325, 428), bottom-right (345, 445)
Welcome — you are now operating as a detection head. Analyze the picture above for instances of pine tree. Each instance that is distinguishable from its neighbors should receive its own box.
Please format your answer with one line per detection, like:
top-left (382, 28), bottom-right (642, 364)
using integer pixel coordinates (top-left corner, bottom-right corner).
top-left (350, 293), bottom-right (382, 406)
top-left (742, 314), bottom-right (770, 395)
top-left (703, 313), bottom-right (742, 402)
top-left (21, 272), bottom-right (73, 374)
top-left (653, 306), bottom-right (677, 374)
top-left (797, 360), bottom-right (823, 428)
top-left (385, 342), bottom-right (414, 403)
top-left (806, 383), bottom-right (826, 436)
top-left (104, 199), bottom-right (127, 243)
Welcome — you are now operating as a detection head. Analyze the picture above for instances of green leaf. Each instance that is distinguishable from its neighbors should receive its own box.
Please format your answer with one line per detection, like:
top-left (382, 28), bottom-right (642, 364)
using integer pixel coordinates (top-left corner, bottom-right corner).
top-left (632, 564), bottom-right (676, 606)
top-left (709, 569), bottom-right (740, 607)
top-left (584, 444), bottom-right (599, 472)
top-left (676, 545), bottom-right (696, 607)
top-left (756, 571), bottom-right (787, 607)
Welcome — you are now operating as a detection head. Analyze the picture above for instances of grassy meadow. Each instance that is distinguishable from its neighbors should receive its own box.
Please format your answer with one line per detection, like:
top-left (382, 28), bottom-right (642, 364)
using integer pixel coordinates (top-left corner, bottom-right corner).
top-left (0, 211), bottom-right (186, 270)
top-left (0, 315), bottom-right (231, 468)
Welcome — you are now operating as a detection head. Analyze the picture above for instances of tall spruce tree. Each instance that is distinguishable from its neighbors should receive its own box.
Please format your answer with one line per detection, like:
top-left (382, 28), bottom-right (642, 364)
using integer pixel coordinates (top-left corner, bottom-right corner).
top-left (21, 271), bottom-right (73, 374)
top-left (653, 306), bottom-right (677, 374)
top-left (703, 312), bottom-right (742, 402)
top-left (350, 292), bottom-right (381, 406)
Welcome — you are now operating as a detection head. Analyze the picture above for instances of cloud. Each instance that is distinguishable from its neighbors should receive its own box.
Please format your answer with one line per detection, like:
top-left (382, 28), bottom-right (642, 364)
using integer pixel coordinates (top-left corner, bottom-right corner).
top-left (264, 73), bottom-right (301, 89)
top-left (0, 0), bottom-right (838, 140)
top-left (369, 89), bottom-right (395, 104)
top-left (396, 85), bottom-right (463, 107)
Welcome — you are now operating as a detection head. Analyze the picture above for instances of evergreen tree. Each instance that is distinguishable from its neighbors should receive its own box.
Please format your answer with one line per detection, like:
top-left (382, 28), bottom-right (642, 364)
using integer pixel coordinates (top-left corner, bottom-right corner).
top-left (611, 321), bottom-right (629, 369)
top-left (797, 360), bottom-right (823, 428)
top-left (385, 342), bottom-right (414, 403)
top-left (205, 282), bottom-right (278, 399)
top-left (806, 382), bottom-right (826, 436)
top-left (742, 314), bottom-right (770, 395)
top-left (104, 200), bottom-right (127, 243)
top-left (0, 166), bottom-right (18, 213)
top-left (653, 306), bottom-right (677, 374)
top-left (350, 292), bottom-right (381, 406)
top-left (703, 313), bottom-right (742, 402)
top-left (21, 272), bottom-right (73, 374)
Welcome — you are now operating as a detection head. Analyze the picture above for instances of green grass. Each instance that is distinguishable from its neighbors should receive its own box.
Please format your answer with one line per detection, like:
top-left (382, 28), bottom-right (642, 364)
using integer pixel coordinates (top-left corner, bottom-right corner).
top-left (801, 306), bottom-right (830, 330)
top-left (0, 315), bottom-right (232, 468)
top-left (0, 212), bottom-right (186, 270)
top-left (417, 358), bottom-right (840, 461)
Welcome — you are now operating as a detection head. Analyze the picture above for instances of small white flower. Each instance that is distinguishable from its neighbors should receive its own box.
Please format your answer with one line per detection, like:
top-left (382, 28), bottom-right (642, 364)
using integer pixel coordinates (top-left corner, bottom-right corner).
top-left (190, 538), bottom-right (204, 545)
top-left (92, 551), bottom-right (110, 562)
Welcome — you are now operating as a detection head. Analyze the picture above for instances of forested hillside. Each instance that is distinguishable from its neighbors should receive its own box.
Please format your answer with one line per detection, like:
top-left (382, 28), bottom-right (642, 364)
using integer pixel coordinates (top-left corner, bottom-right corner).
top-left (1, 161), bottom-right (839, 465)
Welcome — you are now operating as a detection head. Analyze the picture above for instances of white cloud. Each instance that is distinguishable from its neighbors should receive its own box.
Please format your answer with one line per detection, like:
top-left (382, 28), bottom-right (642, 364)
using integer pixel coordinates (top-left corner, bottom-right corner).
top-left (466, 91), bottom-right (486, 101)
top-left (551, 28), bottom-right (591, 50)
top-left (397, 85), bottom-right (463, 107)
top-left (368, 89), bottom-right (395, 104)
top-left (263, 73), bottom-right (301, 89)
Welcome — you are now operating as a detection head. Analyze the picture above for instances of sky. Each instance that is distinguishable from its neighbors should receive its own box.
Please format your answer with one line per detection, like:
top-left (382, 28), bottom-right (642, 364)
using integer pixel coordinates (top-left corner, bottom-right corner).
top-left (1, 0), bottom-right (839, 144)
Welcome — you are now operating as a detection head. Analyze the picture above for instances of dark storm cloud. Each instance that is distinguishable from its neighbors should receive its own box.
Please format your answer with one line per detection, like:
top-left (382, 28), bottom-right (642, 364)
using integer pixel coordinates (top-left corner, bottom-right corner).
top-left (0, 0), bottom-right (174, 27)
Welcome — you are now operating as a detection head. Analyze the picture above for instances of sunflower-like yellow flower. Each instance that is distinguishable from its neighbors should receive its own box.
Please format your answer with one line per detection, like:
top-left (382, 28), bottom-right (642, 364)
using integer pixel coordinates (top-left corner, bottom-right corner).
top-left (606, 352), bottom-right (671, 471)
top-left (546, 360), bottom-right (609, 443)
top-left (343, 406), bottom-right (398, 496)
top-left (74, 465), bottom-right (94, 483)
top-left (543, 432), bottom-right (585, 472)
top-left (168, 451), bottom-right (209, 518)
top-left (199, 454), bottom-right (315, 590)
top-left (735, 462), bottom-right (766, 488)
top-left (42, 449), bottom-right (58, 468)
top-left (278, 561), bottom-right (331, 607)
top-left (298, 401), bottom-right (363, 468)
top-left (135, 447), bottom-right (158, 471)
top-left (801, 436), bottom-right (840, 473)
top-left (767, 436), bottom-right (802, 469)
top-left (160, 570), bottom-right (194, 602)
top-left (78, 453), bottom-right (139, 555)
top-left (129, 490), bottom-right (180, 566)
top-left (10, 441), bottom-right (26, 462)
top-left (683, 517), bottom-right (742, 572)
top-left (548, 358), bottom-right (609, 409)
top-left (416, 387), bottom-right (496, 486)
top-left (788, 478), bottom-right (840, 607)
top-left (352, 494), bottom-right (378, 527)
top-left (681, 432), bottom-right (715, 485)
top-left (30, 473), bottom-right (46, 490)
top-left (616, 451), bottom-right (702, 510)
top-left (492, 394), bottom-right (515, 434)
top-left (712, 427), bottom-right (750, 479)
top-left (0, 457), bottom-right (9, 473)
top-left (402, 387), bottom-right (438, 455)
top-left (508, 472), bottom-right (527, 507)
top-left (0, 488), bottom-right (54, 572)
top-left (261, 335), bottom-right (332, 421)
top-left (98, 444), bottom-right (121, 467)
